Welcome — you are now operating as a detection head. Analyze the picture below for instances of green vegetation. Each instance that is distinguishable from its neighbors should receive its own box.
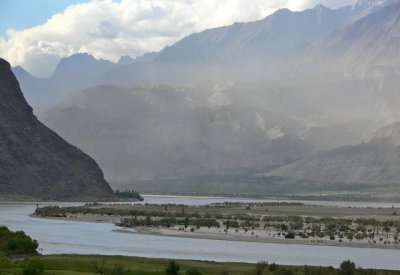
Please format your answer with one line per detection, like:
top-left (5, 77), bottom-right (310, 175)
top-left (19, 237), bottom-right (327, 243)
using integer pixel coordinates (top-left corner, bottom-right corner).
top-left (118, 216), bottom-right (220, 229)
top-left (115, 189), bottom-right (144, 201)
top-left (0, 226), bottom-right (38, 256)
top-left (0, 255), bottom-right (399, 275)
top-left (0, 226), bottom-right (398, 274)
top-left (34, 203), bottom-right (400, 247)
top-left (166, 260), bottom-right (180, 275)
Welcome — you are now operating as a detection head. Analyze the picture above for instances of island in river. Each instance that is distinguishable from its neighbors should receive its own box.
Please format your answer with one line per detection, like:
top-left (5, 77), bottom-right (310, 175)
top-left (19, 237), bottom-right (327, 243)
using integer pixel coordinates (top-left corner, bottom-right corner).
top-left (33, 201), bottom-right (400, 249)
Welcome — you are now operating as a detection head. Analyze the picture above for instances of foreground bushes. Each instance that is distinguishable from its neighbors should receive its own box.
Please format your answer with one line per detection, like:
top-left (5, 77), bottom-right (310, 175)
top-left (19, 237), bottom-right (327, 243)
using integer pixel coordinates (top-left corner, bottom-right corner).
top-left (0, 226), bottom-right (38, 255)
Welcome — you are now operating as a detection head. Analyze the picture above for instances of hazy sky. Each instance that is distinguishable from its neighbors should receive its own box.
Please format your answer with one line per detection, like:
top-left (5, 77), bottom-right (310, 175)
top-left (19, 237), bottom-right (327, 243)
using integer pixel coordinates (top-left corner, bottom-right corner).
top-left (0, 0), bottom-right (356, 77)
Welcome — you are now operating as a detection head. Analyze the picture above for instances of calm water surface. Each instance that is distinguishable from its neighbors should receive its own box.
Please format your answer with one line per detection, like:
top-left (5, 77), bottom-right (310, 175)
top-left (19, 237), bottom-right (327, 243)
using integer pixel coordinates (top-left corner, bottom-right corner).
top-left (140, 195), bottom-right (400, 208)
top-left (1, 196), bottom-right (400, 269)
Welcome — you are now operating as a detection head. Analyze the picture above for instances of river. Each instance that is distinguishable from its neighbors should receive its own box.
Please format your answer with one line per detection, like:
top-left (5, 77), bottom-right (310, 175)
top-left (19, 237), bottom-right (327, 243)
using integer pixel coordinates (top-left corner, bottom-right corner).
top-left (1, 196), bottom-right (400, 270)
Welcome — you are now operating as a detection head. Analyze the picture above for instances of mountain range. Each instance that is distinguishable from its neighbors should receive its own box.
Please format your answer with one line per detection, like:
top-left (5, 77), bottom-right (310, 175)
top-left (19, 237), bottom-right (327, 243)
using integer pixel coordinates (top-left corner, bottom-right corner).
top-left (15, 1), bottom-right (397, 110)
top-left (308, 2), bottom-right (400, 73)
top-left (42, 84), bottom-right (312, 182)
top-left (267, 121), bottom-right (400, 186)
top-left (11, 0), bottom-right (400, 194)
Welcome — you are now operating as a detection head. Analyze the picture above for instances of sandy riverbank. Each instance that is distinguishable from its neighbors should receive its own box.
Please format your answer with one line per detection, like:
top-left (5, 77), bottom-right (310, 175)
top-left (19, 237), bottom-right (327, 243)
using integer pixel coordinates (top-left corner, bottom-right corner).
top-left (32, 213), bottom-right (400, 250)
top-left (132, 226), bottom-right (400, 250)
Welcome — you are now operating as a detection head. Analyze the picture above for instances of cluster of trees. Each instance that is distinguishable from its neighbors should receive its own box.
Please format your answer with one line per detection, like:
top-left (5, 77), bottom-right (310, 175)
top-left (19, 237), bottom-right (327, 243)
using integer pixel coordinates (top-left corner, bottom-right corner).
top-left (210, 202), bottom-right (304, 208)
top-left (34, 204), bottom-right (400, 245)
top-left (114, 190), bottom-right (144, 201)
top-left (118, 216), bottom-right (219, 229)
top-left (0, 226), bottom-right (38, 255)
top-left (115, 210), bottom-right (399, 245)
top-left (261, 216), bottom-right (400, 244)
top-left (35, 205), bottom-right (201, 219)
top-left (164, 260), bottom-right (382, 275)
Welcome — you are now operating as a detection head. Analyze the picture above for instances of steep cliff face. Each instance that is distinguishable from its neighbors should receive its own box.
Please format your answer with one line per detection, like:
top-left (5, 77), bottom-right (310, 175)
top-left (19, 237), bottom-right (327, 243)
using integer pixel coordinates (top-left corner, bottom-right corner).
top-left (0, 58), bottom-right (115, 200)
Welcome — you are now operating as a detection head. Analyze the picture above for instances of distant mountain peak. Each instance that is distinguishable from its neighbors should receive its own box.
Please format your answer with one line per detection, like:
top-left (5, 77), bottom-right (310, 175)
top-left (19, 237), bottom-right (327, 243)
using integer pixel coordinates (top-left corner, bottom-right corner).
top-left (313, 3), bottom-right (330, 10)
top-left (274, 8), bottom-right (291, 14)
top-left (118, 55), bottom-right (135, 65)
top-left (354, 0), bottom-right (399, 9)
top-left (51, 52), bottom-right (115, 82)
top-left (12, 65), bottom-right (33, 78)
top-left (57, 52), bottom-right (114, 66)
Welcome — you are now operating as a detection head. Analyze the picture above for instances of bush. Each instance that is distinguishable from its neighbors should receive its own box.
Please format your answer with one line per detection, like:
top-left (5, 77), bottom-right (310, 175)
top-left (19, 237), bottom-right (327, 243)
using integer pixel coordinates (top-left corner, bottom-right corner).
top-left (255, 261), bottom-right (268, 275)
top-left (269, 262), bottom-right (278, 271)
top-left (0, 226), bottom-right (38, 255)
top-left (22, 259), bottom-right (44, 275)
top-left (285, 231), bottom-right (295, 239)
top-left (166, 260), bottom-right (180, 275)
top-left (339, 260), bottom-right (356, 275)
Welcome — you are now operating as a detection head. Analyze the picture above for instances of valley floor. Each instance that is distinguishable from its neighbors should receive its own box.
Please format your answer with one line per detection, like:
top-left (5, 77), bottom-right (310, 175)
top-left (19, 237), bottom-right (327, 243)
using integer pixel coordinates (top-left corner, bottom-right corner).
top-left (33, 202), bottom-right (400, 250)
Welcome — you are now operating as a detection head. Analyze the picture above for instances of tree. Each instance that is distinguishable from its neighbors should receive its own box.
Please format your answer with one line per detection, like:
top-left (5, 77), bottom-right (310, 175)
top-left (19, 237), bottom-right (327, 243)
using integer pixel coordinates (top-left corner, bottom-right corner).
top-left (269, 263), bottom-right (278, 272)
top-left (285, 231), bottom-right (295, 239)
top-left (166, 260), bottom-right (180, 275)
top-left (0, 226), bottom-right (38, 255)
top-left (184, 217), bottom-right (189, 231)
top-left (339, 260), bottom-right (356, 275)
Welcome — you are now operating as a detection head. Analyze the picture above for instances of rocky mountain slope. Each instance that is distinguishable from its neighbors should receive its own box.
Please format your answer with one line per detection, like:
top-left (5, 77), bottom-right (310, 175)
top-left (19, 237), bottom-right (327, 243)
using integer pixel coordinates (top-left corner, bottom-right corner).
top-left (155, 5), bottom-right (353, 65)
top-left (11, 0), bottom-right (400, 192)
top-left (14, 2), bottom-right (395, 111)
top-left (99, 4), bottom-right (363, 86)
top-left (41, 69), bottom-right (400, 186)
top-left (0, 58), bottom-right (114, 200)
top-left (42, 84), bottom-right (311, 182)
top-left (267, 122), bottom-right (400, 185)
top-left (308, 2), bottom-right (400, 72)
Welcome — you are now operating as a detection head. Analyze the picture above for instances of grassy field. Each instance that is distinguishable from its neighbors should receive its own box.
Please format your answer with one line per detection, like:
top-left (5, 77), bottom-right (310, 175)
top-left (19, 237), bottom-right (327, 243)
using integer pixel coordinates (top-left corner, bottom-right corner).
top-left (1, 254), bottom-right (400, 275)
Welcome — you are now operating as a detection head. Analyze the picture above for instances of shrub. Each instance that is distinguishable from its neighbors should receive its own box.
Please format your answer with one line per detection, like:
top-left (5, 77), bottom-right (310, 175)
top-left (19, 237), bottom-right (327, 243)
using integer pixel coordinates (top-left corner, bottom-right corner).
top-left (269, 262), bottom-right (278, 271)
top-left (22, 259), bottom-right (44, 275)
top-left (166, 260), bottom-right (180, 275)
top-left (0, 226), bottom-right (38, 255)
top-left (255, 261), bottom-right (268, 275)
top-left (285, 231), bottom-right (295, 239)
top-left (339, 260), bottom-right (356, 275)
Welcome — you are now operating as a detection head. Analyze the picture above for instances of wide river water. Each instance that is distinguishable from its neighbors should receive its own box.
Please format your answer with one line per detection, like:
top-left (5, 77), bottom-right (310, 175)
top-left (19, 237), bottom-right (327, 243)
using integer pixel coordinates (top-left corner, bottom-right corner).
top-left (1, 195), bottom-right (400, 269)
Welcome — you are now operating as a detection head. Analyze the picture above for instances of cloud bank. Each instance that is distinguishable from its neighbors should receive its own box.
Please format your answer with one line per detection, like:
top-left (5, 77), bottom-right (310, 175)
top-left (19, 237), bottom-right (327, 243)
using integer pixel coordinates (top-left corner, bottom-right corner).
top-left (0, 0), bottom-right (355, 77)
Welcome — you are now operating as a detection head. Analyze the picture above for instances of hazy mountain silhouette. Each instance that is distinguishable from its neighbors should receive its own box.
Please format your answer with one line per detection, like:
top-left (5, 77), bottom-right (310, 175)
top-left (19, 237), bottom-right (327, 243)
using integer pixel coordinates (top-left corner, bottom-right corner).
top-left (267, 122), bottom-right (400, 186)
top-left (308, 2), bottom-right (400, 73)
top-left (13, 0), bottom-right (400, 192)
top-left (42, 84), bottom-right (311, 183)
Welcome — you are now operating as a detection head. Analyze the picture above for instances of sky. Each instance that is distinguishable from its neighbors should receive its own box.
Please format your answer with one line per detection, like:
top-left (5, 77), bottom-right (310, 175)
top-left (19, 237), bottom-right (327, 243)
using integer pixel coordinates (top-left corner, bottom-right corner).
top-left (0, 0), bottom-right (356, 77)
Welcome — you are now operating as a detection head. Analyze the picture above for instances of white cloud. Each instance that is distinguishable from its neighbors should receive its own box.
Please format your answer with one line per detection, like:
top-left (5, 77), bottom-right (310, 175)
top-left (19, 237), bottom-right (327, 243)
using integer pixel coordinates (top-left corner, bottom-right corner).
top-left (0, 0), bottom-right (355, 77)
